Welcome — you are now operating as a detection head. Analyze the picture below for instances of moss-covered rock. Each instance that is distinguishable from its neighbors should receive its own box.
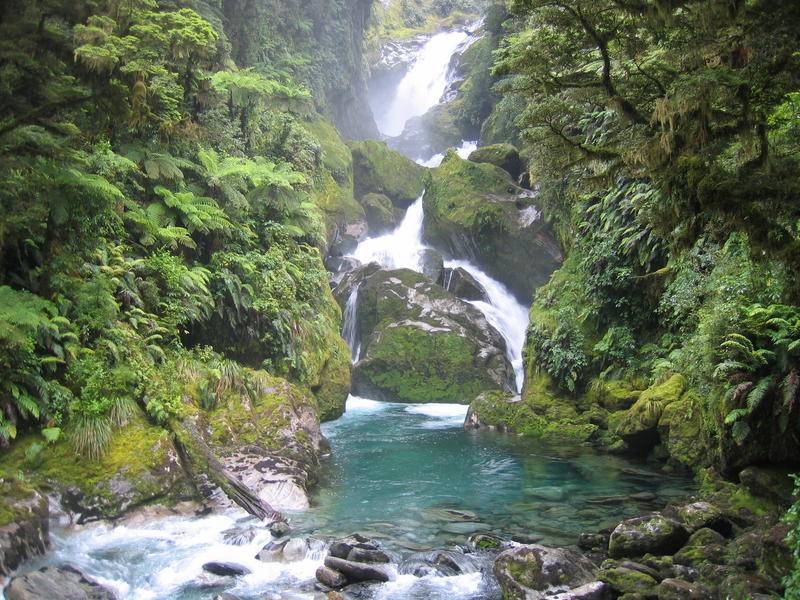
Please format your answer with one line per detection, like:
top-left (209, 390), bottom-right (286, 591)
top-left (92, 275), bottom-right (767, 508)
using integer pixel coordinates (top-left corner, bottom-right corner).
top-left (0, 412), bottom-right (193, 523)
top-left (673, 528), bottom-right (728, 567)
top-left (615, 375), bottom-right (687, 450)
top-left (303, 116), bottom-right (366, 248)
top-left (335, 265), bottom-right (514, 403)
top-left (359, 192), bottom-right (398, 236)
top-left (312, 335), bottom-right (352, 422)
top-left (468, 144), bottom-right (523, 181)
top-left (493, 544), bottom-right (598, 600)
top-left (390, 102), bottom-right (465, 160)
top-left (608, 514), bottom-right (689, 559)
top-left (599, 566), bottom-right (658, 596)
top-left (422, 150), bottom-right (562, 302)
top-left (0, 480), bottom-right (48, 577)
top-left (348, 139), bottom-right (425, 208)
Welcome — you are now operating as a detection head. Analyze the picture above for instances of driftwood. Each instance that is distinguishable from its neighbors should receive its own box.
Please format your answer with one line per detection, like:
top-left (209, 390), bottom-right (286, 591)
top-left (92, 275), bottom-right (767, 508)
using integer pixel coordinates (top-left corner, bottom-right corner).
top-left (171, 417), bottom-right (284, 522)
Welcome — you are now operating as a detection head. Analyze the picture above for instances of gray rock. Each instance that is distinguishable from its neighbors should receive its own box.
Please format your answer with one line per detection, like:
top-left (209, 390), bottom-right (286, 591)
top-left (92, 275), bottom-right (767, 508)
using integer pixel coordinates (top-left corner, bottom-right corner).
top-left (324, 556), bottom-right (390, 583)
top-left (420, 248), bottom-right (444, 283)
top-left (439, 267), bottom-right (489, 302)
top-left (0, 484), bottom-right (49, 577)
top-left (360, 193), bottom-right (398, 236)
top-left (608, 514), bottom-right (689, 559)
top-left (282, 537), bottom-right (307, 561)
top-left (5, 565), bottom-right (117, 600)
top-left (256, 539), bottom-right (288, 562)
top-left (493, 544), bottom-right (598, 599)
top-left (316, 565), bottom-right (348, 588)
top-left (657, 577), bottom-right (711, 599)
top-left (347, 548), bottom-right (390, 563)
top-left (328, 533), bottom-right (381, 559)
top-left (202, 562), bottom-right (251, 576)
top-left (547, 581), bottom-right (611, 600)
top-left (674, 501), bottom-right (728, 535)
top-left (268, 520), bottom-right (291, 538)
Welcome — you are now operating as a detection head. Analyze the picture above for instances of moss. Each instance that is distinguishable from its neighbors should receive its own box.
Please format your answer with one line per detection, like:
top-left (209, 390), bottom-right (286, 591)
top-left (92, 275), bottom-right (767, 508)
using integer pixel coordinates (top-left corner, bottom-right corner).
top-left (599, 567), bottom-right (658, 596)
top-left (615, 374), bottom-right (687, 444)
top-left (357, 325), bottom-right (492, 403)
top-left (312, 335), bottom-right (351, 422)
top-left (0, 478), bottom-right (39, 527)
top-left (360, 192), bottom-right (397, 235)
top-left (347, 139), bottom-right (425, 207)
top-left (673, 528), bottom-right (727, 567)
top-left (657, 391), bottom-right (708, 469)
top-left (468, 144), bottom-right (523, 179)
top-left (0, 410), bottom-right (187, 520)
top-left (470, 375), bottom-right (599, 442)
top-left (302, 116), bottom-right (353, 184)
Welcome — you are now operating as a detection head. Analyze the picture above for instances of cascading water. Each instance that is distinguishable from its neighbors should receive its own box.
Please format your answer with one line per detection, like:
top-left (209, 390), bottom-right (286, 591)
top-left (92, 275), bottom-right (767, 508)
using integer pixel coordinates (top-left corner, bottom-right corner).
top-left (341, 283), bottom-right (362, 361)
top-left (375, 30), bottom-right (470, 137)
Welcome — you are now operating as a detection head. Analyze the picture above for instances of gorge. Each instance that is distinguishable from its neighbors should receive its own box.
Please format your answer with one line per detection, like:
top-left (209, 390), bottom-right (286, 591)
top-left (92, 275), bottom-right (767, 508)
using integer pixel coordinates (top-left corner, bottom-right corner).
top-left (0, 1), bottom-right (799, 600)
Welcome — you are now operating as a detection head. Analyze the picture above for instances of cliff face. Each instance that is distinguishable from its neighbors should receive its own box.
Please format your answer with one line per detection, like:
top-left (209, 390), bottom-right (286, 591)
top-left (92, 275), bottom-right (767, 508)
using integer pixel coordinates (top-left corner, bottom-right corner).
top-left (222, 0), bottom-right (378, 139)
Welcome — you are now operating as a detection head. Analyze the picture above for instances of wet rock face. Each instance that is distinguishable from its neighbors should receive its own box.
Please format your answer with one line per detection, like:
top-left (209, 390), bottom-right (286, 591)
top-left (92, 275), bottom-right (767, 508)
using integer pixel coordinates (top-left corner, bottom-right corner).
top-left (335, 265), bottom-right (515, 403)
top-left (422, 151), bottom-right (562, 303)
top-left (493, 544), bottom-right (599, 600)
top-left (0, 482), bottom-right (49, 577)
top-left (5, 564), bottom-right (117, 600)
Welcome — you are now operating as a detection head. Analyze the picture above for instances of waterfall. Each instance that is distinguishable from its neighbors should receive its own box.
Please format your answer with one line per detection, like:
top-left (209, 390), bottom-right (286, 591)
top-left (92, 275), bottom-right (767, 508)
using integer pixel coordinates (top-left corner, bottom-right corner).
top-left (350, 192), bottom-right (427, 270)
top-left (376, 30), bottom-right (470, 137)
top-left (342, 284), bottom-right (362, 361)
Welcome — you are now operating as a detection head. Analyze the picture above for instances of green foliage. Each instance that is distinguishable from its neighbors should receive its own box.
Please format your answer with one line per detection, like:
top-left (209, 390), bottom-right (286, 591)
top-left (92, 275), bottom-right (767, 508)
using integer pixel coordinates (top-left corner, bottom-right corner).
top-left (785, 474), bottom-right (800, 599)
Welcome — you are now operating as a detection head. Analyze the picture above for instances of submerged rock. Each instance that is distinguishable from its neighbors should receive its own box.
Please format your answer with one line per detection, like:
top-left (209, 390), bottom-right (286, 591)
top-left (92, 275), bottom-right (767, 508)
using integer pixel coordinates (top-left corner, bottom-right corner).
top-left (202, 562), bottom-right (251, 576)
top-left (335, 265), bottom-right (515, 403)
top-left (5, 564), bottom-right (117, 600)
top-left (493, 544), bottom-right (598, 600)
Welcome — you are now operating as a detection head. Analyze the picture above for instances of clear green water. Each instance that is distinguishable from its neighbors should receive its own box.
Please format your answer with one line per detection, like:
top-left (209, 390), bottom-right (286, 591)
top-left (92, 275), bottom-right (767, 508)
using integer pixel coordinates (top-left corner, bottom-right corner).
top-left (294, 397), bottom-right (694, 551)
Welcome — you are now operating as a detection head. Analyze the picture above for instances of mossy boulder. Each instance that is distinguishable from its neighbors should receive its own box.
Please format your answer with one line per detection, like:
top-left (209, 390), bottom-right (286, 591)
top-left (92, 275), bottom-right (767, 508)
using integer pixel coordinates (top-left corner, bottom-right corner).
top-left (492, 544), bottom-right (598, 600)
top-left (0, 480), bottom-right (48, 577)
top-left (608, 514), bottom-right (689, 559)
top-left (422, 151), bottom-right (562, 302)
top-left (438, 266), bottom-right (488, 302)
top-left (389, 102), bottom-right (464, 161)
top-left (334, 265), bottom-right (514, 403)
top-left (178, 369), bottom-right (327, 512)
top-left (599, 566), bottom-right (658, 596)
top-left (348, 139), bottom-right (425, 208)
top-left (311, 335), bottom-right (352, 422)
top-left (615, 374), bottom-right (688, 450)
top-left (657, 391), bottom-right (707, 469)
top-left (468, 144), bottom-right (523, 181)
top-left (359, 192), bottom-right (398, 235)
top-left (0, 412), bottom-right (193, 523)
top-left (465, 382), bottom-right (600, 444)
top-left (673, 528), bottom-right (728, 567)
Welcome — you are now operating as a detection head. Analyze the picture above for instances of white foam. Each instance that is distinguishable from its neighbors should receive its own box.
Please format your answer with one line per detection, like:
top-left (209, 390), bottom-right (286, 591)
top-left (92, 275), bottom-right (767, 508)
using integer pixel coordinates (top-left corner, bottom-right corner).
top-left (345, 396), bottom-right (386, 411)
top-left (405, 403), bottom-right (469, 418)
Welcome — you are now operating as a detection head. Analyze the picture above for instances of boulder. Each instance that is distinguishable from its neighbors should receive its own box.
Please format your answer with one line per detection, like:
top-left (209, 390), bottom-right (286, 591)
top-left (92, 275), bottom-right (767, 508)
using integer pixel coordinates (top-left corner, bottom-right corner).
top-left (656, 578), bottom-right (711, 599)
top-left (657, 392), bottom-right (706, 469)
top-left (493, 544), bottom-right (598, 600)
top-left (422, 151), bottom-right (562, 303)
top-left (738, 466), bottom-right (796, 506)
top-left (674, 502), bottom-right (729, 535)
top-left (335, 266), bottom-right (515, 403)
top-left (359, 193), bottom-right (398, 236)
top-left (5, 564), bottom-right (117, 600)
top-left (268, 520), bottom-right (291, 538)
top-left (608, 514), bottom-right (689, 559)
top-left (256, 539), bottom-right (288, 562)
top-left (438, 267), bottom-right (489, 302)
top-left (0, 481), bottom-right (49, 577)
top-left (546, 581), bottom-right (611, 600)
top-left (202, 562), bottom-right (251, 576)
top-left (468, 144), bottom-right (524, 181)
top-left (282, 537), bottom-right (308, 561)
top-left (598, 566), bottom-right (658, 596)
top-left (347, 547), bottom-right (390, 563)
top-left (324, 556), bottom-right (390, 583)
top-left (316, 565), bottom-right (348, 588)
top-left (615, 375), bottom-right (687, 450)
top-left (673, 528), bottom-right (727, 567)
top-left (419, 248), bottom-right (444, 283)
top-left (348, 139), bottom-right (425, 208)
